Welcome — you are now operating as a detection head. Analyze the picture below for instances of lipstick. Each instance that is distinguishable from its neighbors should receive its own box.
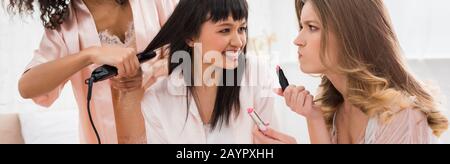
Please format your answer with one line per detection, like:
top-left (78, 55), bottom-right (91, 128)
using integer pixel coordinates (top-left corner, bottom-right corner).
top-left (276, 65), bottom-right (290, 92)
top-left (248, 108), bottom-right (268, 132)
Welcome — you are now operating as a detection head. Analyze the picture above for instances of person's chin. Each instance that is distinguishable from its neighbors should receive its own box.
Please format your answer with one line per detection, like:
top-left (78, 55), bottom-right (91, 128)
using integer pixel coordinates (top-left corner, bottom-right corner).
top-left (223, 59), bottom-right (239, 70)
top-left (223, 64), bottom-right (239, 70)
top-left (299, 65), bottom-right (315, 74)
top-left (213, 63), bottom-right (238, 70)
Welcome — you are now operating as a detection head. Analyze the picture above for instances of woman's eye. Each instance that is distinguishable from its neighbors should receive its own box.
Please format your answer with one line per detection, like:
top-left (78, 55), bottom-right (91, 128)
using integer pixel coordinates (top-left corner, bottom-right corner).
top-left (219, 29), bottom-right (231, 33)
top-left (309, 25), bottom-right (318, 31)
top-left (238, 27), bottom-right (248, 33)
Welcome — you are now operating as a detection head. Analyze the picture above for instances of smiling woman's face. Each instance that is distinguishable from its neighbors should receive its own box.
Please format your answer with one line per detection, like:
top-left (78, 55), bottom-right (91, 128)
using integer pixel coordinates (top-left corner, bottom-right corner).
top-left (293, 0), bottom-right (338, 74)
top-left (189, 16), bottom-right (248, 70)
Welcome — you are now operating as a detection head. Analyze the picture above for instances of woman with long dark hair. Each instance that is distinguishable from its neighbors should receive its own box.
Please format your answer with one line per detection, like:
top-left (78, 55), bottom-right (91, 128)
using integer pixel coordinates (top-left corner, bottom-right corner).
top-left (119, 0), bottom-right (278, 144)
top-left (9, 0), bottom-right (178, 144)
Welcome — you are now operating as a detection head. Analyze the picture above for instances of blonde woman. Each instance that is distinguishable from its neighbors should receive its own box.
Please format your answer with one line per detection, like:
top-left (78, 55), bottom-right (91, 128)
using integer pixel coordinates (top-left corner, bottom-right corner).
top-left (253, 0), bottom-right (448, 144)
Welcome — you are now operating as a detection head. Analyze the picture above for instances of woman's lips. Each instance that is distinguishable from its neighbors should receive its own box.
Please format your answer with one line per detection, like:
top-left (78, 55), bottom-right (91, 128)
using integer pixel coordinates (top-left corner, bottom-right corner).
top-left (224, 51), bottom-right (240, 61)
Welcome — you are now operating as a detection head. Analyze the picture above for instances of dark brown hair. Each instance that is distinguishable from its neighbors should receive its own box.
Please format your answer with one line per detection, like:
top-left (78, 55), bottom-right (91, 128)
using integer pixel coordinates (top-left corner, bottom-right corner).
top-left (143, 0), bottom-right (249, 130)
top-left (7, 0), bottom-right (126, 29)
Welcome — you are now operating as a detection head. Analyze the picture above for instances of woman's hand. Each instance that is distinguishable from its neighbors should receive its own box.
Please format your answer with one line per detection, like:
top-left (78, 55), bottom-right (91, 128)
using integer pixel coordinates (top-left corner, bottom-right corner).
top-left (87, 46), bottom-right (140, 78)
top-left (111, 69), bottom-right (143, 92)
top-left (253, 127), bottom-right (297, 144)
top-left (275, 85), bottom-right (323, 119)
top-left (87, 46), bottom-right (169, 92)
top-left (110, 56), bottom-right (168, 92)
top-left (142, 55), bottom-right (169, 89)
top-left (274, 85), bottom-right (332, 144)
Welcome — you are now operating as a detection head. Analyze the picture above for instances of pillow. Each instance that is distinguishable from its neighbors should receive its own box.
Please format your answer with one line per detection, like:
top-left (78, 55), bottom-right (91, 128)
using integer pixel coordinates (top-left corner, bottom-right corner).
top-left (0, 113), bottom-right (25, 144)
top-left (19, 110), bottom-right (80, 144)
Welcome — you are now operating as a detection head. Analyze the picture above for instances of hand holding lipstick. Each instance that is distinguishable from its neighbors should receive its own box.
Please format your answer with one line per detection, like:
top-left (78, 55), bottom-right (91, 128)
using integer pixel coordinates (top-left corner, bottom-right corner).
top-left (255, 85), bottom-right (322, 144)
top-left (252, 126), bottom-right (297, 144)
top-left (248, 108), bottom-right (297, 144)
top-left (275, 65), bottom-right (323, 119)
top-left (282, 85), bottom-right (324, 119)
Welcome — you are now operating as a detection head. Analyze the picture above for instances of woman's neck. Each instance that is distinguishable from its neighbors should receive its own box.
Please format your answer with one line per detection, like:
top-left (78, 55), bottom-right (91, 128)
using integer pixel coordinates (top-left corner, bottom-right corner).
top-left (325, 72), bottom-right (351, 110)
top-left (191, 62), bottom-right (221, 124)
top-left (326, 72), bottom-right (362, 114)
top-left (84, 0), bottom-right (123, 6)
top-left (84, 0), bottom-right (126, 20)
top-left (325, 72), bottom-right (347, 96)
top-left (83, 0), bottom-right (132, 41)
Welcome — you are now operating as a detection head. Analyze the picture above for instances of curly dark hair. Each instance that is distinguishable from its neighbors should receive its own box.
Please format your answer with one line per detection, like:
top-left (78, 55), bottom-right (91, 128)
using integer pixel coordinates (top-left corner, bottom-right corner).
top-left (8, 0), bottom-right (126, 29)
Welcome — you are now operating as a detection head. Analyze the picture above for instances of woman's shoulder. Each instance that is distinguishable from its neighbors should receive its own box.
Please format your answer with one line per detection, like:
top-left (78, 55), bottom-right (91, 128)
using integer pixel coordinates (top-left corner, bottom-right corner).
top-left (141, 77), bottom-right (179, 116)
top-left (143, 77), bottom-right (180, 100)
top-left (142, 73), bottom-right (187, 105)
top-left (369, 106), bottom-right (430, 137)
top-left (373, 103), bottom-right (428, 128)
top-left (146, 77), bottom-right (169, 93)
top-left (367, 107), bottom-right (437, 144)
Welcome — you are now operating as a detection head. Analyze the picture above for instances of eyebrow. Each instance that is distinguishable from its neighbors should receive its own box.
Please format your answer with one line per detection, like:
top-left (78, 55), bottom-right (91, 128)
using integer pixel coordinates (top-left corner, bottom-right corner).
top-left (301, 20), bottom-right (319, 25)
top-left (217, 21), bottom-right (247, 27)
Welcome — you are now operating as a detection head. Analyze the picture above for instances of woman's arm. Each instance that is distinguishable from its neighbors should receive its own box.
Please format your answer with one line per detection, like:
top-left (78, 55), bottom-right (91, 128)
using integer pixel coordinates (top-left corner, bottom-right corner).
top-left (306, 114), bottom-right (332, 144)
top-left (284, 85), bottom-right (332, 144)
top-left (19, 46), bottom-right (140, 99)
top-left (268, 86), bottom-right (332, 144)
top-left (19, 50), bottom-right (91, 99)
top-left (112, 85), bottom-right (147, 144)
top-left (112, 57), bottom-right (168, 144)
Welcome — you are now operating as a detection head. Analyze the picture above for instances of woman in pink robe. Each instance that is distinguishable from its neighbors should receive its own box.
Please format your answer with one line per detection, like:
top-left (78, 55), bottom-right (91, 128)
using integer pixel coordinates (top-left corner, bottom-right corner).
top-left (10, 0), bottom-right (178, 144)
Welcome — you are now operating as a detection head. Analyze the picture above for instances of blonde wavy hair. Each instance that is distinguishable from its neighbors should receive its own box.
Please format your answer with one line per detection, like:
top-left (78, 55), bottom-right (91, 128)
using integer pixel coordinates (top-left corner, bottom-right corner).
top-left (295, 0), bottom-right (448, 136)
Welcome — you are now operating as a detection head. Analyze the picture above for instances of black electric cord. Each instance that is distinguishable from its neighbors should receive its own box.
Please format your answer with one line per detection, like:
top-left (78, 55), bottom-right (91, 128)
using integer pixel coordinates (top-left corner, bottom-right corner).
top-left (87, 77), bottom-right (102, 144)
top-left (84, 50), bottom-right (157, 144)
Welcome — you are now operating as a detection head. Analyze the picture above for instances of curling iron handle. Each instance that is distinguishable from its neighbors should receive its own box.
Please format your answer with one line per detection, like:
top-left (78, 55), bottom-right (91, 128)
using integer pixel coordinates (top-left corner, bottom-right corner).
top-left (85, 51), bottom-right (157, 84)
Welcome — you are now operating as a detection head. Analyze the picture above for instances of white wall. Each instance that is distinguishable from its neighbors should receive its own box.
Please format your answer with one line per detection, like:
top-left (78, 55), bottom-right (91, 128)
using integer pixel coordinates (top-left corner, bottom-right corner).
top-left (0, 5), bottom-right (77, 113)
top-left (385, 0), bottom-right (450, 59)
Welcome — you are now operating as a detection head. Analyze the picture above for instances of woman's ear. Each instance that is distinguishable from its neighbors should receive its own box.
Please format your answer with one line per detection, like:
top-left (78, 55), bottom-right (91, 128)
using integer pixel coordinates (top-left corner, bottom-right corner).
top-left (186, 38), bottom-right (195, 47)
